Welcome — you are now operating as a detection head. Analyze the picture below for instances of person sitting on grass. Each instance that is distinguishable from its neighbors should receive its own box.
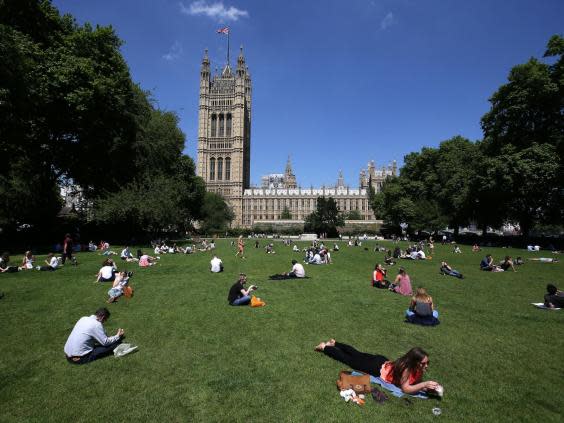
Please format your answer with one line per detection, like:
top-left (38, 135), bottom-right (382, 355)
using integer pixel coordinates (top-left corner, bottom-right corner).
top-left (107, 271), bottom-right (130, 303)
top-left (480, 254), bottom-right (502, 271)
top-left (0, 252), bottom-right (19, 273)
top-left (472, 244), bottom-right (481, 252)
top-left (406, 287), bottom-right (440, 325)
top-left (292, 244), bottom-right (299, 252)
top-left (19, 251), bottom-right (35, 270)
top-left (96, 259), bottom-right (117, 282)
top-left (210, 255), bottom-right (224, 273)
top-left (88, 241), bottom-right (97, 252)
top-left (265, 243), bottom-right (276, 254)
top-left (120, 246), bottom-right (138, 262)
top-left (64, 307), bottom-right (124, 364)
top-left (544, 284), bottom-right (564, 308)
top-left (440, 261), bottom-right (463, 279)
top-left (389, 267), bottom-right (413, 296)
top-left (372, 263), bottom-right (390, 289)
top-left (37, 253), bottom-right (59, 271)
top-left (139, 253), bottom-right (157, 267)
top-left (315, 340), bottom-right (442, 395)
top-left (500, 256), bottom-right (516, 272)
top-left (384, 250), bottom-right (395, 266)
top-left (453, 244), bottom-right (462, 254)
top-left (287, 259), bottom-right (305, 278)
top-left (227, 273), bottom-right (257, 306)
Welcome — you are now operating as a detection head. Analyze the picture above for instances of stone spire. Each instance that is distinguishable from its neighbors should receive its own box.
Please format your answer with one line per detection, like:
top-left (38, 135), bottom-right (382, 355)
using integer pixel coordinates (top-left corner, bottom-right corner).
top-left (237, 45), bottom-right (246, 77)
top-left (284, 156), bottom-right (297, 189)
top-left (200, 48), bottom-right (210, 80)
top-left (337, 169), bottom-right (345, 188)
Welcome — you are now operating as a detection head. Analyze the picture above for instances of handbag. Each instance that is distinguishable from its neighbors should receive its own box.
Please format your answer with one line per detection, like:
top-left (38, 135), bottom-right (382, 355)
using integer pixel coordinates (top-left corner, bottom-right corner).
top-left (123, 285), bottom-right (134, 298)
top-left (336, 370), bottom-right (372, 394)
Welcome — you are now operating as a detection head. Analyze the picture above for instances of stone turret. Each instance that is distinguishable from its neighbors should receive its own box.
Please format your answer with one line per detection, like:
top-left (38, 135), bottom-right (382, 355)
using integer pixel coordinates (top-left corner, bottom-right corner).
top-left (284, 156), bottom-right (297, 189)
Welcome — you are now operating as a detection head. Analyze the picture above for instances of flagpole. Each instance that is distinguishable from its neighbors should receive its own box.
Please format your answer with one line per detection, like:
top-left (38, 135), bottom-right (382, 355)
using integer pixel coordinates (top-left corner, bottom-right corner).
top-left (227, 29), bottom-right (230, 66)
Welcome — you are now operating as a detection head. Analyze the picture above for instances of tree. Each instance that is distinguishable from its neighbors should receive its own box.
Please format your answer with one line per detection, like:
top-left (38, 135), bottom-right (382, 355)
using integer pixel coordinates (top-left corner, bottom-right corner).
top-left (280, 206), bottom-right (292, 220)
top-left (304, 197), bottom-right (345, 237)
top-left (199, 192), bottom-right (234, 233)
top-left (479, 35), bottom-right (564, 232)
top-left (345, 210), bottom-right (362, 220)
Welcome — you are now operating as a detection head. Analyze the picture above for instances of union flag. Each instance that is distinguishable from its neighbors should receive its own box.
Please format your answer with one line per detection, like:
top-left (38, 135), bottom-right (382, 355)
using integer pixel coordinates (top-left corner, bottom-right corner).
top-left (217, 27), bottom-right (229, 35)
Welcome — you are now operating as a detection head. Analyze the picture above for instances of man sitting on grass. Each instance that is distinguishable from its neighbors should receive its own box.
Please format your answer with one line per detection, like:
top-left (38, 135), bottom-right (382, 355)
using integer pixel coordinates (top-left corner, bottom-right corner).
top-left (544, 284), bottom-right (564, 308)
top-left (480, 254), bottom-right (501, 271)
top-left (210, 255), bottom-right (224, 273)
top-left (227, 273), bottom-right (257, 306)
top-left (64, 307), bottom-right (124, 364)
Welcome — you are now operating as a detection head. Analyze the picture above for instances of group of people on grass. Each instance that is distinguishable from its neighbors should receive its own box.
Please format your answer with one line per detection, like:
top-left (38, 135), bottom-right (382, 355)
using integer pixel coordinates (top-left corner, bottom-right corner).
top-left (2, 234), bottom-right (560, 401)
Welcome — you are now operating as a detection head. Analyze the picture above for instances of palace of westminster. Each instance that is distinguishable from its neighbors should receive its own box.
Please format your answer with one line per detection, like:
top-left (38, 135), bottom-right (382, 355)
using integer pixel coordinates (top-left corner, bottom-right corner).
top-left (196, 47), bottom-right (397, 228)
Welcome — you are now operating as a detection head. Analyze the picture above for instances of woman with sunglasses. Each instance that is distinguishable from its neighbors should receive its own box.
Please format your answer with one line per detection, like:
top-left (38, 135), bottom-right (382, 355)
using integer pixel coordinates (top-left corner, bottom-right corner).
top-left (315, 339), bottom-right (441, 394)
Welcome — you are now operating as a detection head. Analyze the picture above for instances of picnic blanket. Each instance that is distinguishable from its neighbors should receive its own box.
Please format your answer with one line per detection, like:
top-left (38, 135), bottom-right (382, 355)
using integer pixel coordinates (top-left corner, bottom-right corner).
top-left (350, 371), bottom-right (428, 399)
top-left (531, 303), bottom-right (561, 310)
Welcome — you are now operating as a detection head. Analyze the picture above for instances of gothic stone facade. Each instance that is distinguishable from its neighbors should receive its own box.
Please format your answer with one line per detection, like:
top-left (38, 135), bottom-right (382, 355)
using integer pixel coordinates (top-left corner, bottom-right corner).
top-left (197, 48), bottom-right (396, 228)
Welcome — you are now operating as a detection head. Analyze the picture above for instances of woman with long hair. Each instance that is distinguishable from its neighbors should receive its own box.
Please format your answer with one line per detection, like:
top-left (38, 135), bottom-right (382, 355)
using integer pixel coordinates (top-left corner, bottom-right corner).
top-left (389, 267), bottom-right (413, 296)
top-left (372, 264), bottom-right (389, 288)
top-left (405, 288), bottom-right (440, 325)
top-left (315, 339), bottom-right (441, 394)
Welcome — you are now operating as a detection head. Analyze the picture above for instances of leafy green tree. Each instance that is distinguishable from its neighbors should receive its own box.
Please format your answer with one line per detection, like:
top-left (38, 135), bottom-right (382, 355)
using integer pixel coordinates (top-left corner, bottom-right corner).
top-left (280, 206), bottom-right (292, 220)
top-left (478, 35), bottom-right (564, 233)
top-left (304, 197), bottom-right (344, 237)
top-left (199, 192), bottom-right (234, 233)
top-left (345, 210), bottom-right (362, 220)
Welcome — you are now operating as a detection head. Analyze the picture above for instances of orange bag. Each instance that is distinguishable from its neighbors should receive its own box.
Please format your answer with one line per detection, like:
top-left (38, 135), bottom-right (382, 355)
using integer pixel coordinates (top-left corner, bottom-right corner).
top-left (250, 295), bottom-right (266, 307)
top-left (123, 286), bottom-right (134, 298)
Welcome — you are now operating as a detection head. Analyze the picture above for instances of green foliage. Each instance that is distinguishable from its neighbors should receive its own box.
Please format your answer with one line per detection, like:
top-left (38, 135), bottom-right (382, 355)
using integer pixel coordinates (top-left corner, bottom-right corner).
top-left (304, 197), bottom-right (345, 236)
top-left (280, 206), bottom-right (292, 220)
top-left (345, 210), bottom-right (362, 220)
top-left (199, 192), bottom-right (235, 234)
top-left (0, 1), bottom-right (205, 236)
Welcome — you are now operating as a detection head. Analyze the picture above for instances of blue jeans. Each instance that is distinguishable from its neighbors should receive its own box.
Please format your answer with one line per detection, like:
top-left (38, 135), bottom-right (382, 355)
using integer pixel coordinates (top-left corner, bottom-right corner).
top-left (67, 339), bottom-right (122, 364)
top-left (231, 295), bottom-right (251, 306)
top-left (406, 309), bottom-right (439, 318)
top-left (442, 268), bottom-right (462, 278)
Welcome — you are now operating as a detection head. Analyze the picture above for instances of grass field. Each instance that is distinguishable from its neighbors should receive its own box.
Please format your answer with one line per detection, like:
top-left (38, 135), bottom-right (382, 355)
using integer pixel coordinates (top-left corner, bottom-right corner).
top-left (0, 239), bottom-right (562, 422)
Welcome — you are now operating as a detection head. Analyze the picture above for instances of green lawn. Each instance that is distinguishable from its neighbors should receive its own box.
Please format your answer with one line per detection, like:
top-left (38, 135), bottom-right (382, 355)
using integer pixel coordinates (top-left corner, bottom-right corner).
top-left (0, 240), bottom-right (562, 422)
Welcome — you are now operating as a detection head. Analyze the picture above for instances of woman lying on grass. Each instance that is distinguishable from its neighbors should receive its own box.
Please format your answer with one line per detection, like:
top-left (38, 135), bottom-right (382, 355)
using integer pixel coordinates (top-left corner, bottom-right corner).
top-left (315, 340), bottom-right (441, 395)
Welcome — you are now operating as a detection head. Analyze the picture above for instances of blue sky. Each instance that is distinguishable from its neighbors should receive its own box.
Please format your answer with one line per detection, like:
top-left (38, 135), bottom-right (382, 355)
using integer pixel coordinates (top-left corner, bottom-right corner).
top-left (53, 0), bottom-right (564, 188)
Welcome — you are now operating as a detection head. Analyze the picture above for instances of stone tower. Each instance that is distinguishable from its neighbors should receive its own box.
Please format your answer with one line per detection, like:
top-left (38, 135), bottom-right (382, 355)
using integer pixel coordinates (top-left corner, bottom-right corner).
top-left (197, 47), bottom-right (252, 226)
top-left (283, 156), bottom-right (297, 189)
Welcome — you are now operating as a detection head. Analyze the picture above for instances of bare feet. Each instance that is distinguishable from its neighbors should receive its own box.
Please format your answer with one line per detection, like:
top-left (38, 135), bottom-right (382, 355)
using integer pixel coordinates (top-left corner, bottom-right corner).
top-left (314, 342), bottom-right (326, 352)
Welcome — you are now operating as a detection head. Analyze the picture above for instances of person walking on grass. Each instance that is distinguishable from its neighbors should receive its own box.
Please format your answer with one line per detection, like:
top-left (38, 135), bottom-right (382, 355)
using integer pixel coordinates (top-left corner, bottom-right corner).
top-left (64, 308), bottom-right (124, 364)
top-left (235, 235), bottom-right (246, 259)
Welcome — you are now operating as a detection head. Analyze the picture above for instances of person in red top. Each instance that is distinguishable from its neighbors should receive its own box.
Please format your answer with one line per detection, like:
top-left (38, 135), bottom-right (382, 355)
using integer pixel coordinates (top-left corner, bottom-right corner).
top-left (315, 339), bottom-right (441, 394)
top-left (372, 263), bottom-right (389, 288)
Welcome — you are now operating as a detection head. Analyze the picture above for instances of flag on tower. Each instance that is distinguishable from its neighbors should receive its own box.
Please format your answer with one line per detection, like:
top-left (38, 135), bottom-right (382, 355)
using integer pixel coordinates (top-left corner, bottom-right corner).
top-left (217, 27), bottom-right (229, 34)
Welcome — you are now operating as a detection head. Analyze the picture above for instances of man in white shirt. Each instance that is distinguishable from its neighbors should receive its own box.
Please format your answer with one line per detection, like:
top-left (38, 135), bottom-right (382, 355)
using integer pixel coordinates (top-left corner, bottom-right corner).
top-left (210, 255), bottom-right (224, 273)
top-left (288, 260), bottom-right (305, 278)
top-left (64, 308), bottom-right (124, 364)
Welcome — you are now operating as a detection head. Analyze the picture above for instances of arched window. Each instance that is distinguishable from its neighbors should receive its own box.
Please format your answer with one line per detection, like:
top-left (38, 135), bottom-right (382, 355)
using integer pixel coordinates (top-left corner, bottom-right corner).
top-left (209, 158), bottom-right (215, 180)
top-left (225, 157), bottom-right (231, 181)
top-left (211, 114), bottom-right (217, 137)
top-left (219, 114), bottom-right (225, 137)
top-left (217, 157), bottom-right (223, 181)
top-left (226, 114), bottom-right (232, 137)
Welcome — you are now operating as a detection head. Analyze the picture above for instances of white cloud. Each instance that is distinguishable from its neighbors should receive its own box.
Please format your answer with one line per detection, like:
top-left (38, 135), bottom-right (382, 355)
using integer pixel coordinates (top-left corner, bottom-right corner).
top-left (380, 12), bottom-right (395, 30)
top-left (163, 41), bottom-right (183, 61)
top-left (179, 1), bottom-right (249, 22)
